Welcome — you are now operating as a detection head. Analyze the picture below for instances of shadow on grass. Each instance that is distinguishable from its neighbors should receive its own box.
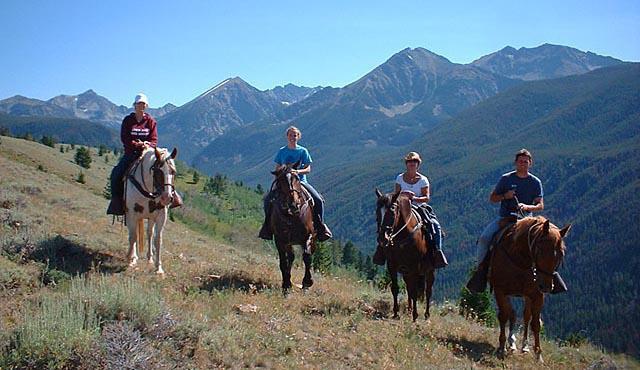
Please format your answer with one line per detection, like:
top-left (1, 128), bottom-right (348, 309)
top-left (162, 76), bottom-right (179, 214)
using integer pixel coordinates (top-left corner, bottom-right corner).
top-left (29, 235), bottom-right (128, 278)
top-left (199, 271), bottom-right (274, 294)
top-left (438, 335), bottom-right (496, 364)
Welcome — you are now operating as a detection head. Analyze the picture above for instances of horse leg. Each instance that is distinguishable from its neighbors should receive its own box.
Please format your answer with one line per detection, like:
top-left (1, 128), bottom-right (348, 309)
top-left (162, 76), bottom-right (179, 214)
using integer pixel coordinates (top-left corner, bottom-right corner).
top-left (126, 214), bottom-right (139, 267)
top-left (276, 241), bottom-right (293, 294)
top-left (388, 265), bottom-right (400, 319)
top-left (404, 275), bottom-right (418, 322)
top-left (494, 291), bottom-right (510, 358)
top-left (424, 268), bottom-right (435, 320)
top-left (521, 296), bottom-right (532, 353)
top-left (507, 306), bottom-right (518, 352)
top-left (531, 294), bottom-right (545, 363)
top-left (146, 220), bottom-right (155, 264)
top-left (302, 235), bottom-right (314, 289)
top-left (153, 211), bottom-right (167, 275)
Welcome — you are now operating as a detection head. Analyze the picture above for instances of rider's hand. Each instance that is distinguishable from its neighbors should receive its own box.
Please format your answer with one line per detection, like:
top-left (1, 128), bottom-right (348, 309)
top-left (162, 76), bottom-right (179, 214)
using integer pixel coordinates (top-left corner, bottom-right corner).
top-left (400, 190), bottom-right (415, 199)
top-left (518, 203), bottom-right (529, 212)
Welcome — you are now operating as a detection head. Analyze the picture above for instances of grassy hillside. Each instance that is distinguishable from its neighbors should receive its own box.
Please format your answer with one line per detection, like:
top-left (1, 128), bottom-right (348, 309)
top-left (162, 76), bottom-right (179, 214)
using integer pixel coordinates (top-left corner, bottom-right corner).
top-left (317, 63), bottom-right (640, 357)
top-left (0, 135), bottom-right (636, 369)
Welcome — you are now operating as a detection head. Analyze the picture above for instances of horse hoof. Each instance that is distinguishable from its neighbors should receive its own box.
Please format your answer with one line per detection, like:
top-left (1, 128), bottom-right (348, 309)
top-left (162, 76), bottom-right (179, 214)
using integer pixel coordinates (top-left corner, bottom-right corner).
top-left (155, 267), bottom-right (165, 275)
top-left (521, 345), bottom-right (530, 353)
top-left (128, 259), bottom-right (138, 267)
top-left (496, 349), bottom-right (505, 359)
top-left (536, 353), bottom-right (544, 363)
top-left (302, 279), bottom-right (314, 289)
top-left (392, 314), bottom-right (400, 320)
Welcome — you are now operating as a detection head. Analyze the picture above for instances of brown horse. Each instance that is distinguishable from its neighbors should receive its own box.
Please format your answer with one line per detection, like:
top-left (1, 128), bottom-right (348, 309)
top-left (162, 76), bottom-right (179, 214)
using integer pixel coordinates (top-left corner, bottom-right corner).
top-left (489, 216), bottom-right (571, 362)
top-left (268, 162), bottom-right (316, 294)
top-left (375, 189), bottom-right (436, 321)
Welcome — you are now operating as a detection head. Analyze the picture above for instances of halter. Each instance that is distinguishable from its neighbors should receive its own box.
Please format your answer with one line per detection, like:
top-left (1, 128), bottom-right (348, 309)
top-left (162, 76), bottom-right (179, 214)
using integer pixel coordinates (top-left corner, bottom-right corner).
top-left (377, 200), bottom-right (422, 248)
top-left (128, 151), bottom-right (175, 200)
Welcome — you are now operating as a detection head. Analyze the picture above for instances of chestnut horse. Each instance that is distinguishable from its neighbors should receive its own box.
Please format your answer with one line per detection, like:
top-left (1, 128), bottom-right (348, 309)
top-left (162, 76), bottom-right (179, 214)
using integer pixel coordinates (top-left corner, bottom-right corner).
top-left (375, 189), bottom-right (436, 321)
top-left (268, 162), bottom-right (316, 294)
top-left (489, 216), bottom-right (570, 362)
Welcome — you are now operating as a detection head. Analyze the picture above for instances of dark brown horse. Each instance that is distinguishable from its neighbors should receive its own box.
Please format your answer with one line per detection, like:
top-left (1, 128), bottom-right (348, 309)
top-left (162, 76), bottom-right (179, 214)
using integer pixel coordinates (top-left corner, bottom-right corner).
top-left (375, 189), bottom-right (436, 321)
top-left (268, 162), bottom-right (316, 294)
top-left (489, 216), bottom-right (571, 362)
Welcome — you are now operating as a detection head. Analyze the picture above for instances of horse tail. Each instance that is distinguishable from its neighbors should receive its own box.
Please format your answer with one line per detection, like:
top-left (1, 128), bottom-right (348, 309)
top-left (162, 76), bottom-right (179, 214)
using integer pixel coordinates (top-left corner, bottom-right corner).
top-left (416, 273), bottom-right (426, 302)
top-left (136, 219), bottom-right (145, 255)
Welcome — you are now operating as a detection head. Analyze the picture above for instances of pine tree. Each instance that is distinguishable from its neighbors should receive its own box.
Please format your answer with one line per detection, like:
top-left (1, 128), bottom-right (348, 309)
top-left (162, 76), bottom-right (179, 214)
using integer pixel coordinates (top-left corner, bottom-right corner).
top-left (312, 242), bottom-right (333, 273)
top-left (74, 147), bottom-right (92, 169)
top-left (192, 171), bottom-right (200, 184)
top-left (77, 170), bottom-right (86, 184)
top-left (341, 240), bottom-right (359, 267)
top-left (103, 175), bottom-right (112, 199)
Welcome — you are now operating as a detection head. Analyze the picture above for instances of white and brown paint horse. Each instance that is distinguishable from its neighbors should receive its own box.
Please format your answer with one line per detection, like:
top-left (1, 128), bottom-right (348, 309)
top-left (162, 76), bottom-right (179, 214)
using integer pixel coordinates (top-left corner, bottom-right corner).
top-left (124, 146), bottom-right (177, 274)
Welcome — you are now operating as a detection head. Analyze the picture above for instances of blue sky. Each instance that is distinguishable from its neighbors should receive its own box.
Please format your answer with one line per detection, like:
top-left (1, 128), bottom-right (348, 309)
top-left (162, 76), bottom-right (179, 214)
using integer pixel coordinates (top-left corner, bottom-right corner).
top-left (1, 0), bottom-right (638, 107)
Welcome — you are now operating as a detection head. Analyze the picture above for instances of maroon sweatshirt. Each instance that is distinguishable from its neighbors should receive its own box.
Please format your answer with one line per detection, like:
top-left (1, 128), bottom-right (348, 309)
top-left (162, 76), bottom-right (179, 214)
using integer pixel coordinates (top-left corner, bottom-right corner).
top-left (121, 112), bottom-right (157, 155)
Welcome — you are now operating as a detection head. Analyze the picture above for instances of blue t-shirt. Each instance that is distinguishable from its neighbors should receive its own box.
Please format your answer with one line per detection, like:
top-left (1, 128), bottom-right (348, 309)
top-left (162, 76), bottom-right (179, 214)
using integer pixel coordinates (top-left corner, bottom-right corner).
top-left (494, 171), bottom-right (543, 217)
top-left (274, 145), bottom-right (312, 183)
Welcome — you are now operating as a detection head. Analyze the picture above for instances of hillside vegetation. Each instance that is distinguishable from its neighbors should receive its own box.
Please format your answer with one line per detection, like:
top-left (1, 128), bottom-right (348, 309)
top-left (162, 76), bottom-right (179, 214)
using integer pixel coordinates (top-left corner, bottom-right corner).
top-left (0, 135), bottom-right (636, 369)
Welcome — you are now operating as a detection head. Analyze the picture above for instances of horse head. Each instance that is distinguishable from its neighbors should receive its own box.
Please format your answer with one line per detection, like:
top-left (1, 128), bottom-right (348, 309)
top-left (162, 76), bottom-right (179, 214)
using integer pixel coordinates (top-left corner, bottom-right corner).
top-left (272, 161), bottom-right (303, 216)
top-left (151, 147), bottom-right (178, 207)
top-left (527, 217), bottom-right (571, 293)
top-left (375, 189), bottom-right (401, 249)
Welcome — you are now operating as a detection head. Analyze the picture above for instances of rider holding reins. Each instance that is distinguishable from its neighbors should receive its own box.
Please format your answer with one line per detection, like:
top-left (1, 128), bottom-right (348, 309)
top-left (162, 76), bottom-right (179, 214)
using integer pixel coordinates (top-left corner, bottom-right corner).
top-left (372, 151), bottom-right (448, 269)
top-left (466, 148), bottom-right (566, 294)
top-left (107, 93), bottom-right (181, 215)
top-left (258, 126), bottom-right (332, 242)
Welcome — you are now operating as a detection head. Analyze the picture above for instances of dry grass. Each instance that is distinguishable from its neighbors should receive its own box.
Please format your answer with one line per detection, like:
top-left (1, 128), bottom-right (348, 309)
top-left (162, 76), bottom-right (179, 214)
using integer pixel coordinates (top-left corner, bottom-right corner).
top-left (0, 135), bottom-right (637, 369)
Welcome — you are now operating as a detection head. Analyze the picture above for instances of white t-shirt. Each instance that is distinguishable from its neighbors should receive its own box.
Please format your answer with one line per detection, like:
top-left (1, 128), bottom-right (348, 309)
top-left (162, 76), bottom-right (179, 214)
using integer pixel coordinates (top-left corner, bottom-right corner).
top-left (396, 172), bottom-right (430, 204)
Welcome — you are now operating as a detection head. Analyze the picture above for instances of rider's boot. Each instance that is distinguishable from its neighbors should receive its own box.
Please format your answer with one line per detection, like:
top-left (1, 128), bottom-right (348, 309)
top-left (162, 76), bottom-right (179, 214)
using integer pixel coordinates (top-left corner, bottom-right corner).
top-left (466, 259), bottom-right (489, 293)
top-left (550, 272), bottom-right (568, 294)
top-left (106, 196), bottom-right (125, 216)
top-left (372, 244), bottom-right (386, 266)
top-left (169, 190), bottom-right (183, 209)
top-left (315, 222), bottom-right (332, 242)
top-left (258, 219), bottom-right (273, 240)
top-left (432, 248), bottom-right (449, 269)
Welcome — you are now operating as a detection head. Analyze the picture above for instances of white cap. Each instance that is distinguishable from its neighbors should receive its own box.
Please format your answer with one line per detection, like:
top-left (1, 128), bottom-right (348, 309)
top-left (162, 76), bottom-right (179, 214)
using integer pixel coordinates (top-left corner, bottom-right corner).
top-left (134, 93), bottom-right (149, 106)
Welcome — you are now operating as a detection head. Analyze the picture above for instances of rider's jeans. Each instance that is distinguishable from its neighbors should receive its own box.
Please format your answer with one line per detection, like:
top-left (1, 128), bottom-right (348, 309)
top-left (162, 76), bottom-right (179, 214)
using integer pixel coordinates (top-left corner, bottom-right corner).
top-left (476, 217), bottom-right (501, 263)
top-left (110, 153), bottom-right (137, 199)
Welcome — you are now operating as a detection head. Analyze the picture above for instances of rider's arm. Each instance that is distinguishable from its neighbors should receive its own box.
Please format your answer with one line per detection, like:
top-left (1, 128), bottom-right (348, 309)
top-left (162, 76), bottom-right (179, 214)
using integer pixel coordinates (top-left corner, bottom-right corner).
top-left (413, 186), bottom-right (431, 203)
top-left (520, 197), bottom-right (544, 213)
top-left (295, 164), bottom-right (311, 175)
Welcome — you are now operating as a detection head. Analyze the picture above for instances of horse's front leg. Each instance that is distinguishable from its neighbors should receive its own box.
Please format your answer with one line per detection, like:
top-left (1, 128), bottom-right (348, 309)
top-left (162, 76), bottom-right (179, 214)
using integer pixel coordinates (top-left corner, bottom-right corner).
top-left (405, 275), bottom-right (418, 322)
top-left (531, 294), bottom-right (545, 363)
top-left (302, 235), bottom-right (314, 289)
top-left (424, 268), bottom-right (435, 320)
top-left (126, 214), bottom-right (139, 267)
top-left (494, 291), bottom-right (509, 358)
top-left (388, 265), bottom-right (400, 319)
top-left (146, 220), bottom-right (155, 264)
top-left (152, 210), bottom-right (168, 275)
top-left (521, 296), bottom-right (532, 353)
top-left (276, 240), bottom-right (293, 294)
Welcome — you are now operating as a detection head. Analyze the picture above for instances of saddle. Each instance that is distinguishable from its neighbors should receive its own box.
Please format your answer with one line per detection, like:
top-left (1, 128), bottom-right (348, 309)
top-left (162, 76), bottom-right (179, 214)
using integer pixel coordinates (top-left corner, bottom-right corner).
top-left (411, 204), bottom-right (441, 249)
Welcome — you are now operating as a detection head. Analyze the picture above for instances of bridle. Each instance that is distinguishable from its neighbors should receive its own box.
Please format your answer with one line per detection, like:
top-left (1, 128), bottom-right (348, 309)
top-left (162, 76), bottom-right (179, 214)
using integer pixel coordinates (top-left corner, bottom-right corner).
top-left (273, 168), bottom-right (305, 216)
top-left (499, 219), bottom-right (564, 289)
top-left (376, 198), bottom-right (422, 249)
top-left (128, 150), bottom-right (175, 200)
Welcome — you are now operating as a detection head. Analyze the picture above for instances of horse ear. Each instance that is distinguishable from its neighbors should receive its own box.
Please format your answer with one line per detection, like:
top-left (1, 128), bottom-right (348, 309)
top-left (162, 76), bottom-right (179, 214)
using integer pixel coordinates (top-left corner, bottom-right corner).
top-left (375, 188), bottom-right (383, 199)
top-left (543, 220), bottom-right (550, 233)
top-left (154, 147), bottom-right (162, 160)
top-left (559, 224), bottom-right (572, 238)
top-left (170, 148), bottom-right (177, 159)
